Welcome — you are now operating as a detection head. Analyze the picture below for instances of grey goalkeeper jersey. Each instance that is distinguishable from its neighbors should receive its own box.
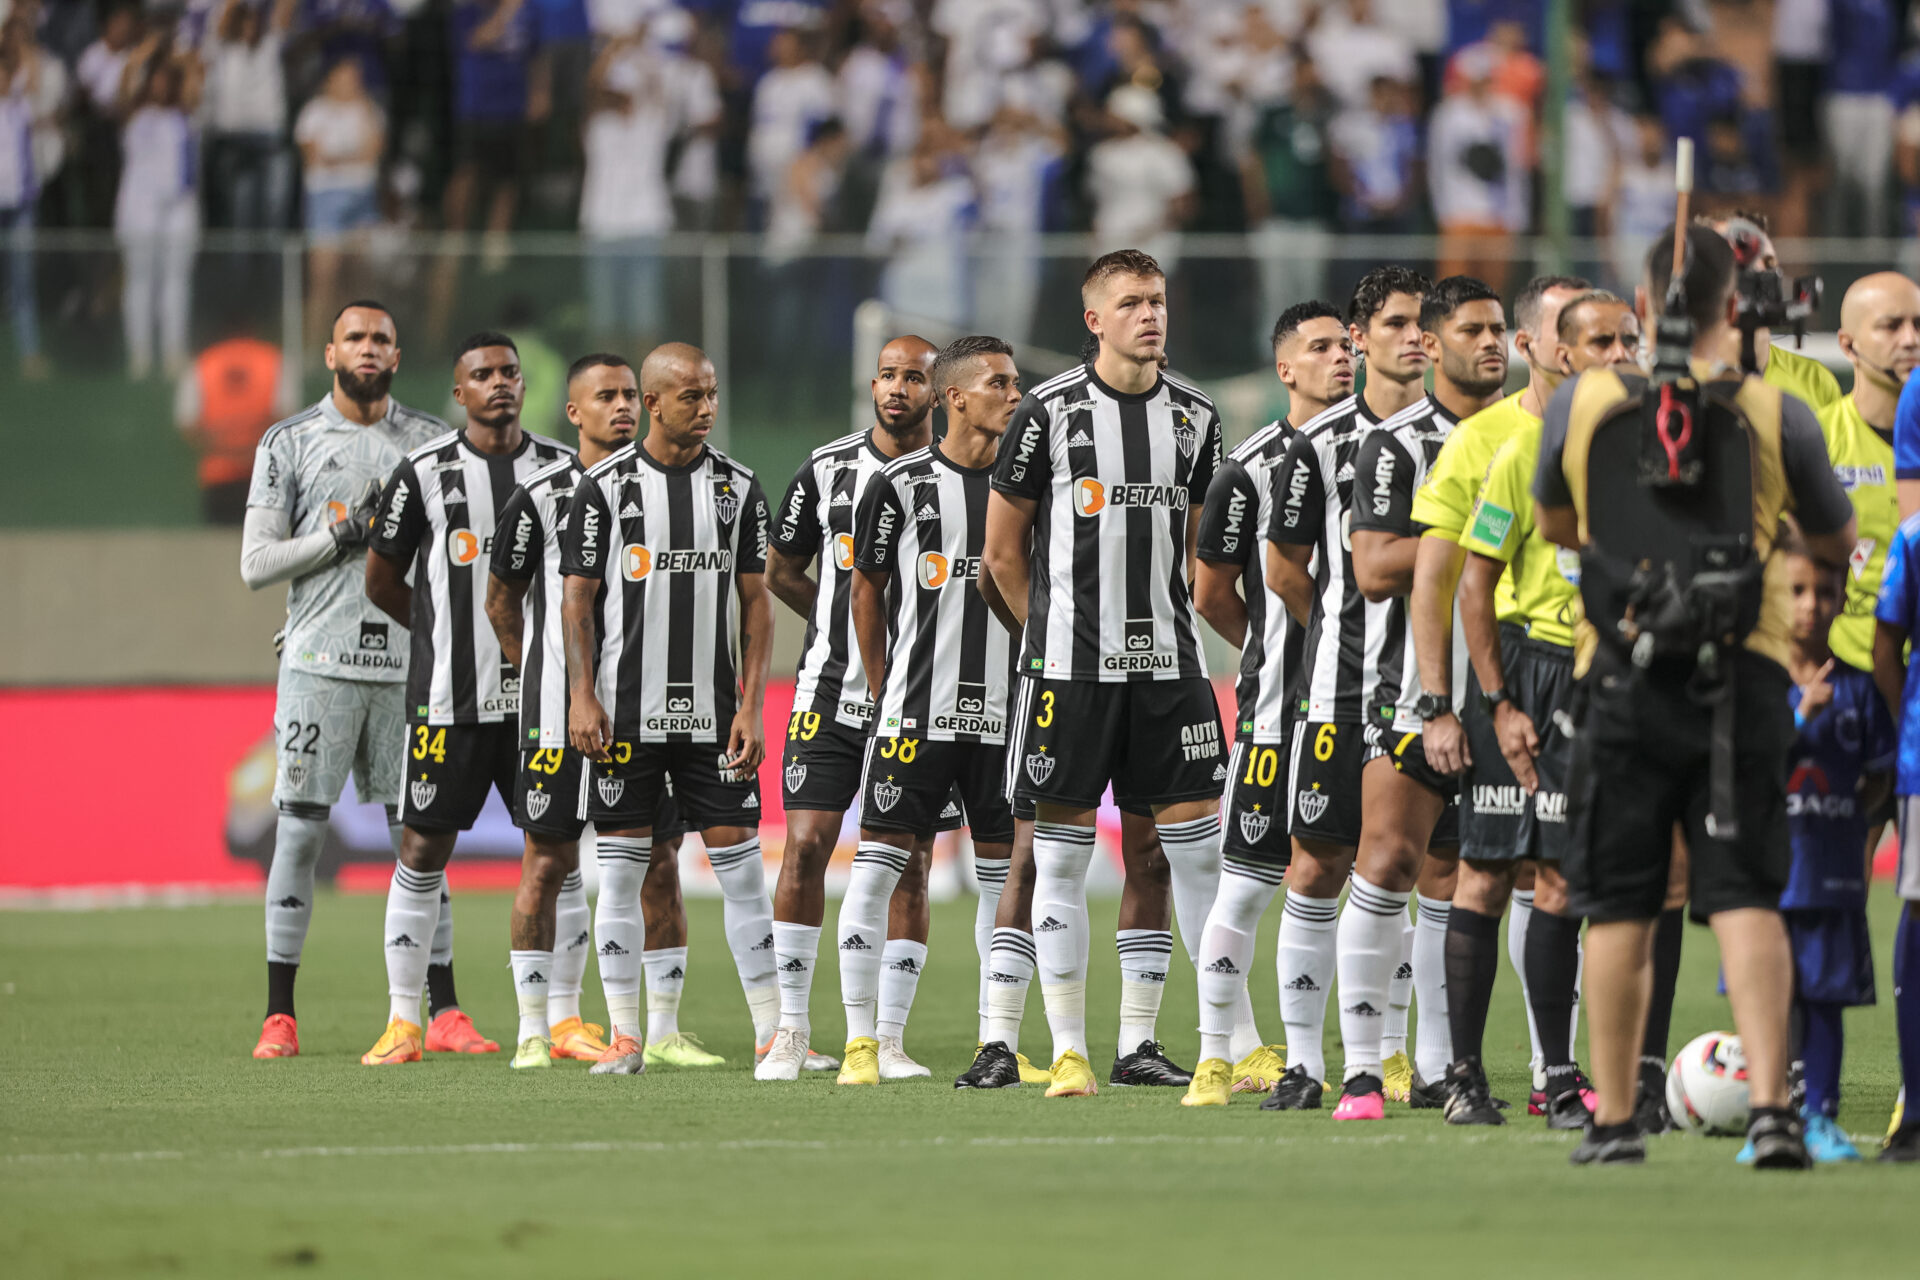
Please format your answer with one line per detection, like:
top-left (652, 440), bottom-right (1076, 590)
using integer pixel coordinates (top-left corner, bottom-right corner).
top-left (246, 395), bottom-right (449, 682)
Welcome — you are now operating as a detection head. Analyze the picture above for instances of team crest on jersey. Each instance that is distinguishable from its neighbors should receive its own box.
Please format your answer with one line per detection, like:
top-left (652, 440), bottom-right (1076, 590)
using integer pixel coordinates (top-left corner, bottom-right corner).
top-left (1172, 413), bottom-right (1197, 458)
top-left (597, 774), bottom-right (625, 807)
top-left (785, 761), bottom-right (808, 793)
top-left (713, 481), bottom-right (740, 524)
top-left (1239, 808), bottom-right (1271, 845)
top-left (525, 789), bottom-right (552, 821)
top-left (1296, 788), bottom-right (1328, 825)
top-left (1026, 752), bottom-right (1055, 785)
top-left (872, 776), bottom-right (903, 812)
top-left (410, 780), bottom-right (437, 811)
top-left (284, 760), bottom-right (307, 789)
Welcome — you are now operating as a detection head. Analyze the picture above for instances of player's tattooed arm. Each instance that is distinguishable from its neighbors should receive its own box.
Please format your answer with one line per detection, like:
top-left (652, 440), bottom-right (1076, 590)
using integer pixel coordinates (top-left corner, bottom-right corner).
top-left (561, 572), bottom-right (611, 761)
top-left (728, 570), bottom-right (773, 777)
top-left (484, 573), bottom-right (529, 672)
top-left (982, 491), bottom-right (1037, 630)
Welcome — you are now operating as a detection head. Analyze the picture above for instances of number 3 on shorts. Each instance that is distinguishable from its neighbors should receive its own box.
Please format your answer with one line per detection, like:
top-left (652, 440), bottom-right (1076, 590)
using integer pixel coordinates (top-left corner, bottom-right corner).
top-left (1314, 723), bottom-right (1337, 762)
top-left (1035, 690), bottom-right (1055, 729)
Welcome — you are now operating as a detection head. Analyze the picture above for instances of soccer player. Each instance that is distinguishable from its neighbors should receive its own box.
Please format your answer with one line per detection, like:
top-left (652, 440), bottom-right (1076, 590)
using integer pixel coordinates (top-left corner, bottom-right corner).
top-left (985, 249), bottom-right (1226, 1097)
top-left (1407, 274), bottom-right (1587, 1114)
top-left (358, 333), bottom-right (575, 1065)
top-left (1182, 301), bottom-right (1352, 1106)
top-left (486, 354), bottom-right (724, 1071)
top-left (1777, 535), bottom-right (1892, 1161)
top-left (1333, 276), bottom-right (1509, 1122)
top-left (557, 344), bottom-right (782, 1076)
top-left (1451, 290), bottom-right (1642, 1127)
top-left (1873, 511), bottom-right (1920, 1162)
top-left (1696, 213), bottom-right (1842, 413)
top-left (242, 300), bottom-right (452, 1059)
top-left (1262, 265), bottom-right (1432, 1109)
top-left (835, 335), bottom-right (1022, 1085)
top-left (764, 336), bottom-right (952, 1077)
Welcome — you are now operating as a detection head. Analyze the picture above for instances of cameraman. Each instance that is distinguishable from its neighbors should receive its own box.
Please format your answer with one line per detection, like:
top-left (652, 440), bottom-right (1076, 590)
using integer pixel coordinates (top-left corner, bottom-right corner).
top-left (1697, 213), bottom-right (1840, 413)
top-left (1534, 224), bottom-right (1856, 1167)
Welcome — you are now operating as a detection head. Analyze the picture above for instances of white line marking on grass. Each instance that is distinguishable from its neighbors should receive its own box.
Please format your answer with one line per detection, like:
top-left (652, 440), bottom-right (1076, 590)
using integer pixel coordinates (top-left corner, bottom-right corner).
top-left (2, 1131), bottom-right (1583, 1168)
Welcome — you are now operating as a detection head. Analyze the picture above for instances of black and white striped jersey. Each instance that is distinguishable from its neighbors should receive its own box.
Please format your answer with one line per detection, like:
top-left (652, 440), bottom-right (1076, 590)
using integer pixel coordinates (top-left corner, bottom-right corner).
top-left (1264, 395), bottom-right (1386, 723)
top-left (490, 456), bottom-right (582, 750)
top-left (560, 442), bottom-right (769, 743)
top-left (247, 396), bottom-right (447, 682)
top-left (853, 443), bottom-right (1009, 744)
top-left (1197, 419), bottom-right (1303, 743)
top-left (770, 430), bottom-right (892, 729)
top-left (990, 365), bottom-right (1222, 683)
top-left (372, 430), bottom-right (574, 725)
top-left (1348, 395), bottom-right (1464, 732)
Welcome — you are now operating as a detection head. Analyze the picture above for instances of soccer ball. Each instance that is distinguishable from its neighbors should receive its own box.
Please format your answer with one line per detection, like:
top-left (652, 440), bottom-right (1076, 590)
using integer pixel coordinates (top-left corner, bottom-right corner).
top-left (1665, 1031), bottom-right (1751, 1136)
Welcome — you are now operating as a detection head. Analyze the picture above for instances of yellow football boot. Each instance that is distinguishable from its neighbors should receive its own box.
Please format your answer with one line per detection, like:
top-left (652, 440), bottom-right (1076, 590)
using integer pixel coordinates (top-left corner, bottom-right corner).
top-left (360, 1017), bottom-right (423, 1066)
top-left (1381, 1050), bottom-right (1413, 1103)
top-left (1230, 1044), bottom-right (1288, 1094)
top-left (511, 1036), bottom-right (553, 1070)
top-left (837, 1036), bottom-right (880, 1085)
top-left (1888, 1088), bottom-right (1907, 1144)
top-left (1045, 1049), bottom-right (1098, 1097)
top-left (1182, 1058), bottom-right (1232, 1107)
top-left (548, 1018), bottom-right (610, 1061)
top-left (645, 1031), bottom-right (728, 1068)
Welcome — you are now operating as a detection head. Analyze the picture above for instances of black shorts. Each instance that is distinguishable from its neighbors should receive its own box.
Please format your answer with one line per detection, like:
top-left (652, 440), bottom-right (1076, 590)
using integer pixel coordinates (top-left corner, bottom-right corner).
top-left (861, 736), bottom-right (1015, 844)
top-left (781, 712), bottom-right (962, 831)
top-left (400, 721), bottom-right (517, 834)
top-left (1459, 626), bottom-right (1575, 863)
top-left (1363, 724), bottom-right (1460, 847)
top-left (1564, 650), bottom-right (1792, 924)
top-left (1008, 676), bottom-right (1225, 810)
top-left (1223, 737), bottom-right (1294, 868)
top-left (453, 118), bottom-right (530, 184)
top-left (1286, 719), bottom-right (1366, 846)
top-left (514, 746), bottom-right (689, 841)
top-left (584, 739), bottom-right (761, 833)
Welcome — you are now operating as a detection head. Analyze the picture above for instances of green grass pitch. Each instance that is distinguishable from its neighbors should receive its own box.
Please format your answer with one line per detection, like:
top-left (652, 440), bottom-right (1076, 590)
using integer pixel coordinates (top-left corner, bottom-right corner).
top-left (3, 890), bottom-right (1914, 1277)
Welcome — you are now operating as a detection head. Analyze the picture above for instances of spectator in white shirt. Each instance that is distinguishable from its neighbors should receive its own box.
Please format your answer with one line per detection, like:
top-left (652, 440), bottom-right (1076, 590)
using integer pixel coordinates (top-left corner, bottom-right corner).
top-left (972, 103), bottom-right (1065, 347)
top-left (746, 27), bottom-right (835, 213)
top-left (867, 136), bottom-right (976, 329)
top-left (1305, 0), bottom-right (1418, 110)
top-left (116, 50), bottom-right (202, 379)
top-left (578, 33), bottom-right (674, 345)
top-left (932, 0), bottom-right (1051, 130)
top-left (1427, 46), bottom-right (1527, 295)
top-left (1611, 113), bottom-right (1675, 293)
top-left (204, 0), bottom-right (294, 229)
top-left (649, 9), bottom-right (721, 229)
top-left (836, 3), bottom-right (920, 229)
top-left (1086, 84), bottom-right (1194, 271)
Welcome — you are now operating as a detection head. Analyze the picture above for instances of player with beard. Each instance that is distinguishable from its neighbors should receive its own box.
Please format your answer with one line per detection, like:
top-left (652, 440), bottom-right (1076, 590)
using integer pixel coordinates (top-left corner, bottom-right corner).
top-left (1183, 301), bottom-right (1353, 1105)
top-left (762, 337), bottom-right (957, 1077)
top-left (1331, 276), bottom-right (1509, 1122)
top-left (243, 301), bottom-right (454, 1059)
top-left (359, 334), bottom-right (574, 1064)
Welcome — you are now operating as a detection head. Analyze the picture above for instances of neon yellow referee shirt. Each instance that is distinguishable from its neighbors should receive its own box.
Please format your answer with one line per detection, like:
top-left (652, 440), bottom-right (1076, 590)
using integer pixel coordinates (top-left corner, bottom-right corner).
top-left (1816, 393), bottom-right (1897, 672)
top-left (1458, 420), bottom-right (1580, 648)
top-left (1410, 389), bottom-right (1538, 626)
top-left (1765, 344), bottom-right (1842, 414)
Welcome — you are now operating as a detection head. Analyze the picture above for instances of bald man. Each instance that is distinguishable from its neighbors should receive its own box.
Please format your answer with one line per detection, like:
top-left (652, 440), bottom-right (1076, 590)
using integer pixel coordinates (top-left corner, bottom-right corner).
top-left (762, 335), bottom-right (952, 1081)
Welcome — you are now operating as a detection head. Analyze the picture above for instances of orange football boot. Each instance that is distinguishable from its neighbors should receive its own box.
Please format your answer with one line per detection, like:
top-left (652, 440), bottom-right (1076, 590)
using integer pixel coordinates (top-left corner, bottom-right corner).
top-left (361, 1017), bottom-right (423, 1065)
top-left (252, 1013), bottom-right (299, 1059)
top-left (548, 1017), bottom-right (610, 1061)
top-left (425, 1008), bottom-right (500, 1053)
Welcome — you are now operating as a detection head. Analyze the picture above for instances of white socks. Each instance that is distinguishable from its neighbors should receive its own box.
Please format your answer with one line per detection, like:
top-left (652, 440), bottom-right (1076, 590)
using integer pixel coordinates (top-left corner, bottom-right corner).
top-left (595, 837), bottom-right (649, 1039)
top-left (1278, 891), bottom-right (1338, 1081)
top-left (1413, 893), bottom-right (1452, 1082)
top-left (839, 842), bottom-right (910, 1041)
top-left (1382, 916), bottom-right (1414, 1059)
top-left (265, 811), bottom-right (326, 965)
top-left (973, 856), bottom-right (1010, 1042)
top-left (383, 863), bottom-right (443, 1024)
top-left (510, 949), bottom-right (552, 1042)
top-left (644, 945), bottom-right (687, 1043)
top-left (1197, 865), bottom-right (1278, 1063)
top-left (877, 939), bottom-right (927, 1040)
top-left (1032, 822), bottom-right (1096, 1061)
top-left (1116, 928), bottom-right (1172, 1052)
top-left (706, 838), bottom-right (778, 1027)
top-left (1157, 815), bottom-right (1222, 966)
top-left (773, 921), bottom-right (820, 1033)
top-left (985, 927), bottom-right (1035, 1052)
top-left (1337, 874), bottom-right (1410, 1081)
top-left (549, 870), bottom-right (589, 1026)
top-left (1509, 887), bottom-right (1542, 1070)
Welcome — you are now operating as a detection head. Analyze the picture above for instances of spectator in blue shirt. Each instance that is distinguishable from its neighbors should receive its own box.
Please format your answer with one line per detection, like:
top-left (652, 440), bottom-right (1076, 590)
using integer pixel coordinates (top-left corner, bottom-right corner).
top-left (1826, 0), bottom-right (1900, 237)
top-left (1646, 16), bottom-right (1743, 149)
top-left (442, 0), bottom-right (549, 258)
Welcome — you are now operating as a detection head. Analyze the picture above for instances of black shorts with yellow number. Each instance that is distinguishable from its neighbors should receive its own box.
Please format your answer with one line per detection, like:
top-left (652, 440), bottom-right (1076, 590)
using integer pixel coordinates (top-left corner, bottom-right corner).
top-left (1564, 649), bottom-right (1791, 925)
top-left (585, 740), bottom-right (760, 833)
top-left (1286, 719), bottom-right (1366, 846)
top-left (1459, 626), bottom-right (1576, 863)
top-left (1362, 723), bottom-right (1461, 848)
top-left (400, 721), bottom-right (518, 834)
top-left (861, 735), bottom-right (1015, 844)
top-left (1008, 676), bottom-right (1226, 810)
top-left (780, 711), bottom-right (961, 831)
top-left (1223, 736), bottom-right (1294, 869)
top-left (515, 746), bottom-right (689, 841)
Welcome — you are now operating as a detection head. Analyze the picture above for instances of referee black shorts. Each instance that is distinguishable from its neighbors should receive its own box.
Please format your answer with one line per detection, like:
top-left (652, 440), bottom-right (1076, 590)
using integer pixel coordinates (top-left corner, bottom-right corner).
top-left (1564, 650), bottom-right (1793, 924)
top-left (1459, 625), bottom-right (1576, 864)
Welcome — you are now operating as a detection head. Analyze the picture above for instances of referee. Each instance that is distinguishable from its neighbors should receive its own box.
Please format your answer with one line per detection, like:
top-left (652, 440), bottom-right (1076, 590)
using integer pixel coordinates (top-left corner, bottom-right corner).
top-left (1534, 225), bottom-right (1855, 1167)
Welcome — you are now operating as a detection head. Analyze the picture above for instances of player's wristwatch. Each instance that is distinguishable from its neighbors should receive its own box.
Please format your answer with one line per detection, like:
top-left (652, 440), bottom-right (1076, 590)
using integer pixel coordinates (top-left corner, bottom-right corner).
top-left (1479, 686), bottom-right (1511, 715)
top-left (1413, 692), bottom-right (1452, 723)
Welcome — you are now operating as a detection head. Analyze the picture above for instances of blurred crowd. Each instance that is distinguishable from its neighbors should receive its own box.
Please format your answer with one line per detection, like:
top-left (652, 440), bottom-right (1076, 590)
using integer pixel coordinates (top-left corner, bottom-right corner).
top-left (6, 0), bottom-right (1920, 376)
